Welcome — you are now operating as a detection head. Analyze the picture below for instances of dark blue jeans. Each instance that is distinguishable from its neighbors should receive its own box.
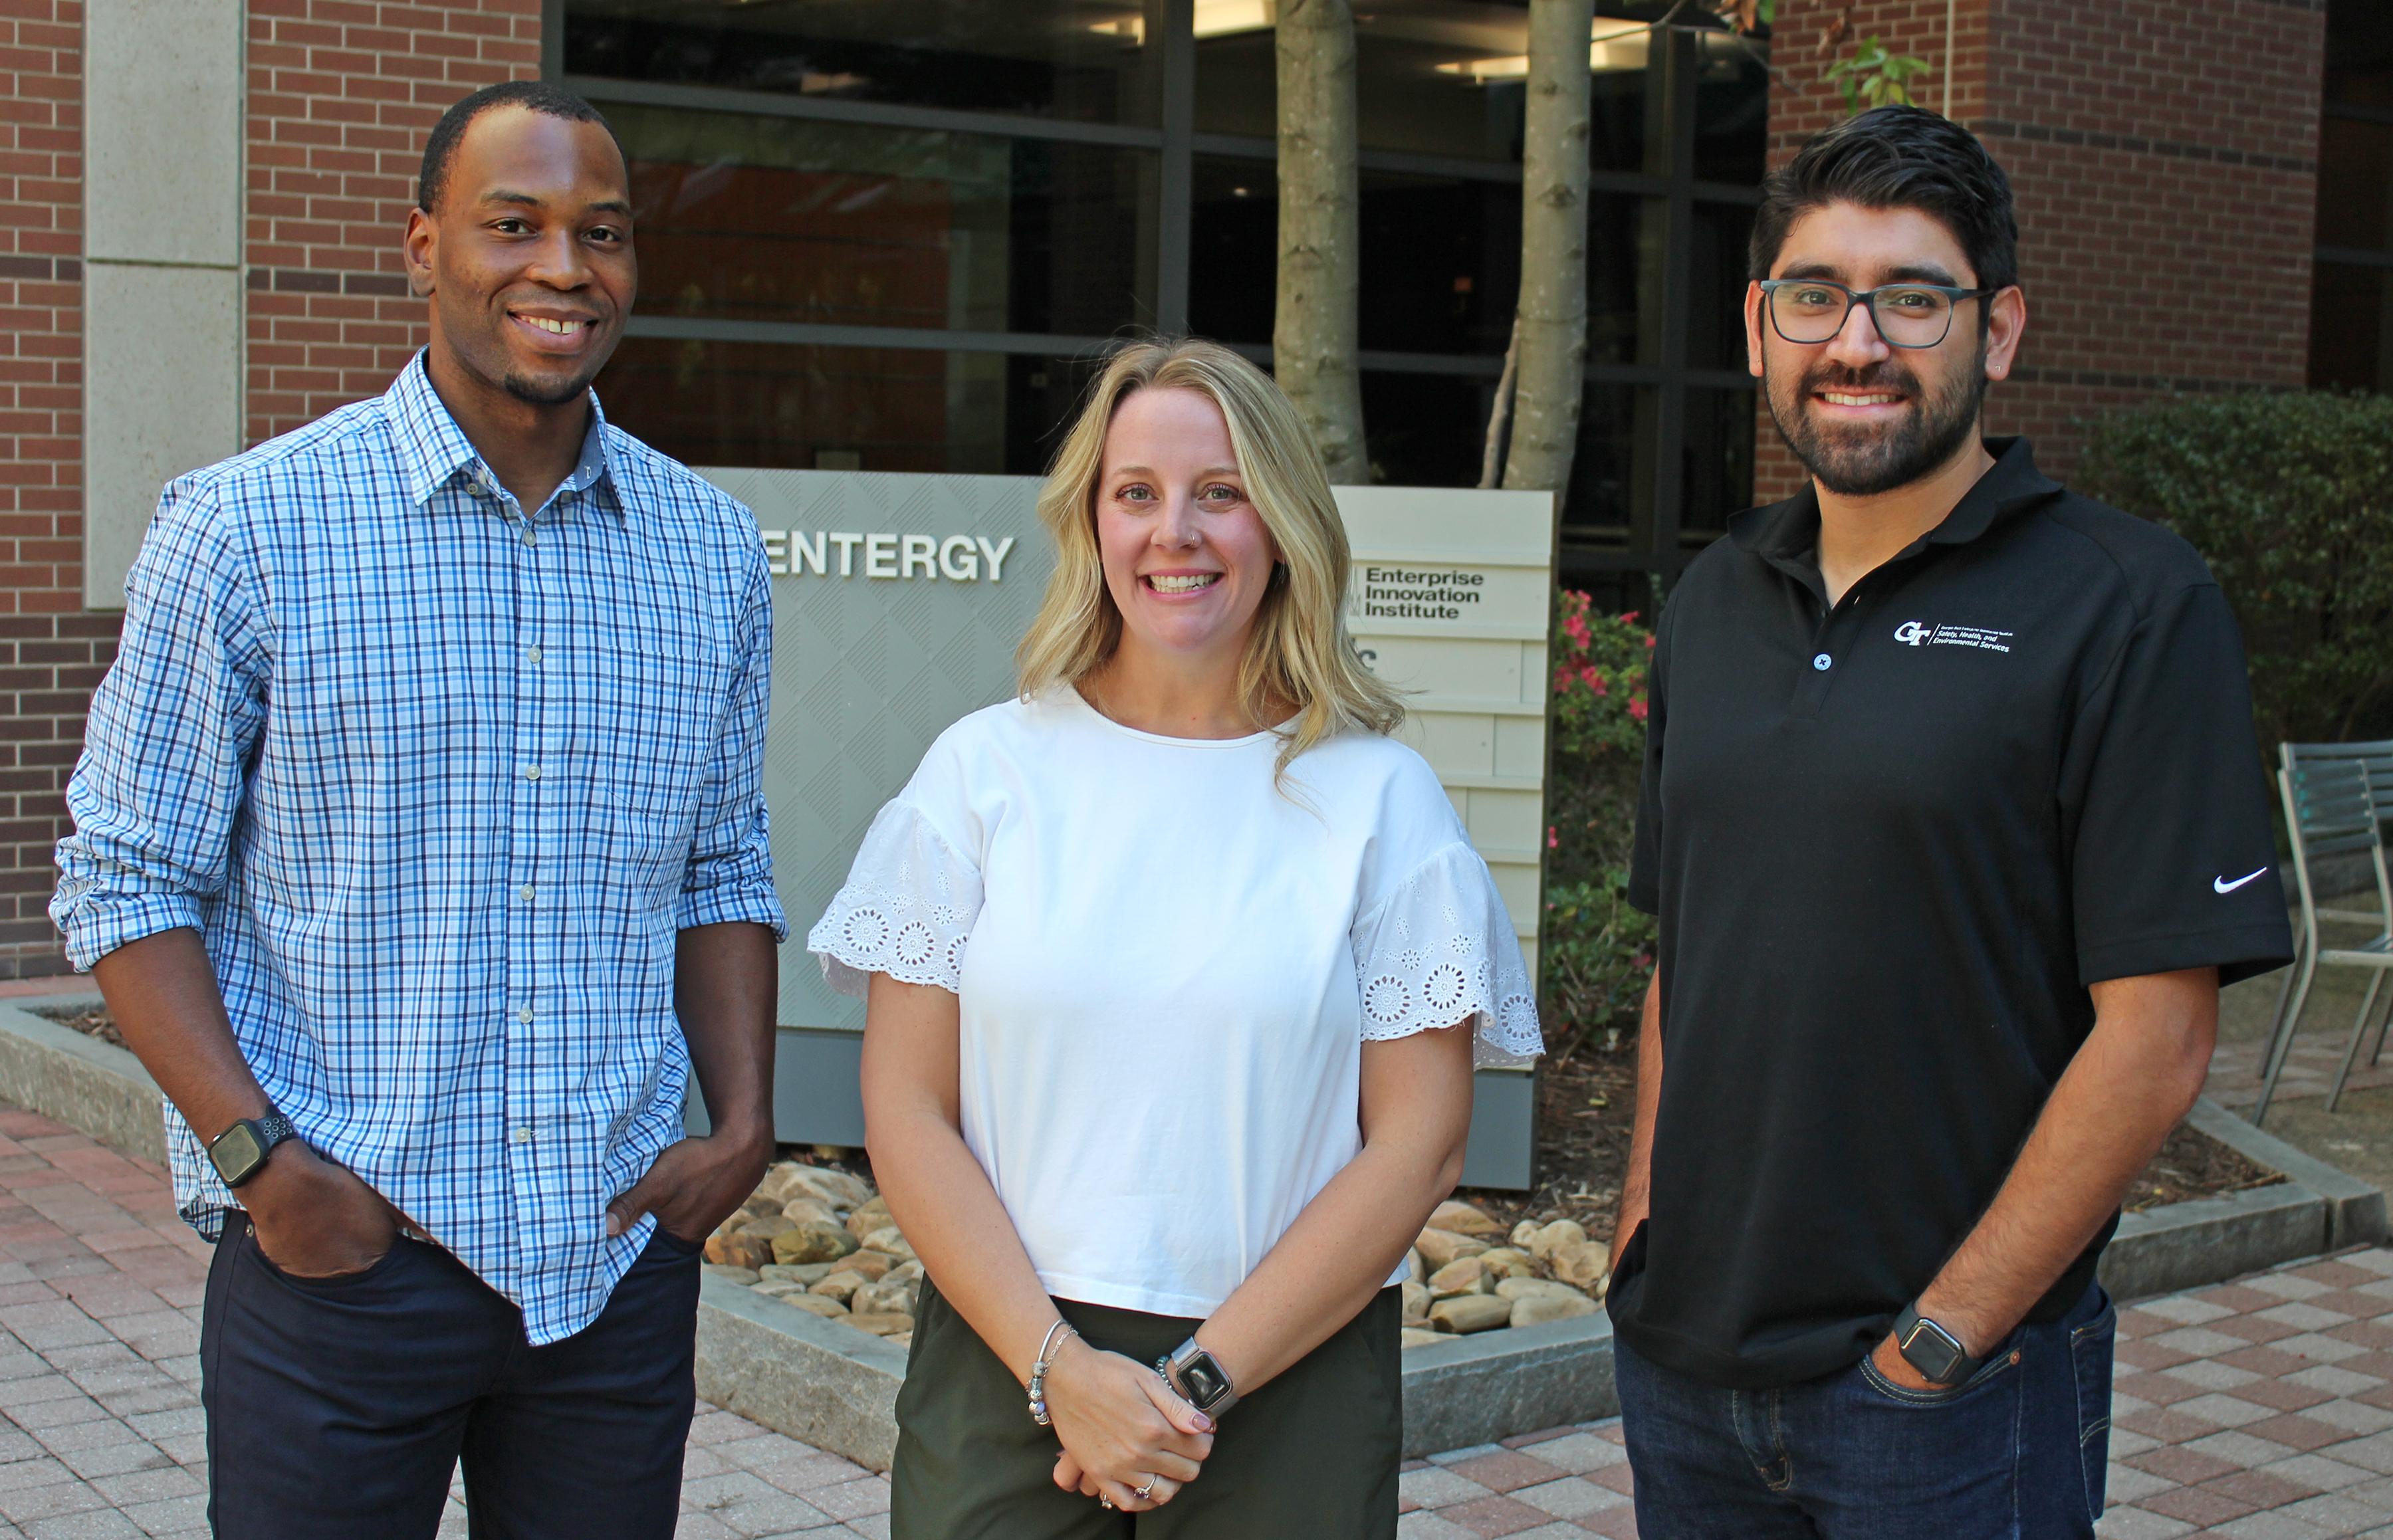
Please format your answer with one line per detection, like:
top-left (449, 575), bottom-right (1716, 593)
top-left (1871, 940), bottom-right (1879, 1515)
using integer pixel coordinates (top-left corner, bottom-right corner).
top-left (1614, 1283), bottom-right (2114, 1539)
top-left (201, 1216), bottom-right (702, 1539)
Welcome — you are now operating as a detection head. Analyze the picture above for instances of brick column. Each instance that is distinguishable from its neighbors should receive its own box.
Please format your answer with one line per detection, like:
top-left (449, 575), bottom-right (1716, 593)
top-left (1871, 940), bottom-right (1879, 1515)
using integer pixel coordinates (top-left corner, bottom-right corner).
top-left (247, 0), bottom-right (544, 441)
top-left (1751, 0), bottom-right (2325, 505)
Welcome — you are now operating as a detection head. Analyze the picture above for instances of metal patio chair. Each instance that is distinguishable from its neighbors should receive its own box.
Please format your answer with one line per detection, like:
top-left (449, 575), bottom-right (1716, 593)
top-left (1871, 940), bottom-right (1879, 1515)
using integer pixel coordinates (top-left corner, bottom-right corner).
top-left (2253, 749), bottom-right (2393, 1125)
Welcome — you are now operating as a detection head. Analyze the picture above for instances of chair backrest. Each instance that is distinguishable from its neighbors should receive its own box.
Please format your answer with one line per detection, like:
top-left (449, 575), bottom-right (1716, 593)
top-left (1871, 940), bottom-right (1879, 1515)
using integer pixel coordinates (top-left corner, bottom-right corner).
top-left (2284, 739), bottom-right (2393, 831)
top-left (2279, 750), bottom-right (2393, 944)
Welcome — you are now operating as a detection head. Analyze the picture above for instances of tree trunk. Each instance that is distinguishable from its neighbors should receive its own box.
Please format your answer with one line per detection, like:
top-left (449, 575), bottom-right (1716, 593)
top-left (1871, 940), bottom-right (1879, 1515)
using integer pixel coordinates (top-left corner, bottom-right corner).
top-left (1274, 0), bottom-right (1369, 484)
top-left (1502, 0), bottom-right (1594, 512)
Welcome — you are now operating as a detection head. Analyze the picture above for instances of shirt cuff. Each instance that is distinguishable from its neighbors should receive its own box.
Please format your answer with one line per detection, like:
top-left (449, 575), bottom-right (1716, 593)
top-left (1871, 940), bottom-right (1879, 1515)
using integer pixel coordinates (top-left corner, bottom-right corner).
top-left (675, 881), bottom-right (790, 940)
top-left (57, 892), bottom-right (205, 972)
top-left (2077, 921), bottom-right (2295, 990)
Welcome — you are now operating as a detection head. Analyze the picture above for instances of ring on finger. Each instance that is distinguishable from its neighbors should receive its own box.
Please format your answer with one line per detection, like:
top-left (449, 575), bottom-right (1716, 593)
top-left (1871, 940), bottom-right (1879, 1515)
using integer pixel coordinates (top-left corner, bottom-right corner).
top-left (1099, 1493), bottom-right (1115, 1511)
top-left (1135, 1475), bottom-right (1157, 1501)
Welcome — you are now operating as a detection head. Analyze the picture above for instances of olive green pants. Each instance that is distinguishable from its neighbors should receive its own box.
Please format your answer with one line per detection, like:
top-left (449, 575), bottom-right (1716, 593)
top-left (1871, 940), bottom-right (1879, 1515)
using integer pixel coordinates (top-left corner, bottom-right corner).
top-left (889, 1277), bottom-right (1403, 1539)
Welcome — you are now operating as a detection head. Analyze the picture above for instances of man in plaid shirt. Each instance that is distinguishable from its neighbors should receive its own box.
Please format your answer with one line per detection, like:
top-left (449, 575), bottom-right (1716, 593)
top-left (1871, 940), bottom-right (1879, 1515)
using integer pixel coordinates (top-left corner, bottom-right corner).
top-left (51, 82), bottom-right (786, 1537)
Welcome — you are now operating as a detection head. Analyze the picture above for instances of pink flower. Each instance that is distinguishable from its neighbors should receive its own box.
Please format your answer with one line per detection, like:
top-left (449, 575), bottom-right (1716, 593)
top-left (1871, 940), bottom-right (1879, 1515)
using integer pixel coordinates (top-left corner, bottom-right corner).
top-left (1581, 665), bottom-right (1608, 696)
top-left (1628, 695), bottom-right (1649, 722)
top-left (1547, 825), bottom-right (1559, 850)
top-left (1644, 635), bottom-right (1656, 650)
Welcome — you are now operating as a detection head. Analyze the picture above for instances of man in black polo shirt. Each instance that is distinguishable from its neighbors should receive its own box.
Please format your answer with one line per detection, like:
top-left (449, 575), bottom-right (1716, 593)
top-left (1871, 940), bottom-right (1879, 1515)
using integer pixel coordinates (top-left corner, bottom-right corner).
top-left (1607, 106), bottom-right (2292, 1537)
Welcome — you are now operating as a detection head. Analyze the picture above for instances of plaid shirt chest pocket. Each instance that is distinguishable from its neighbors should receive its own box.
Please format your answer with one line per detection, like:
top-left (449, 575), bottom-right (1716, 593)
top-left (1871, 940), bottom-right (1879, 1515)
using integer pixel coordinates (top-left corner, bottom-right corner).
top-left (587, 641), bottom-right (735, 896)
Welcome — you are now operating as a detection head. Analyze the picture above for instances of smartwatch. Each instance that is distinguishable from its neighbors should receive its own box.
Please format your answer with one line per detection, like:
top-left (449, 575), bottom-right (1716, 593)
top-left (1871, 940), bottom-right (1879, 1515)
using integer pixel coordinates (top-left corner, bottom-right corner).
top-left (1893, 1304), bottom-right (1982, 1386)
top-left (1158, 1337), bottom-right (1240, 1418)
top-left (207, 1113), bottom-right (297, 1188)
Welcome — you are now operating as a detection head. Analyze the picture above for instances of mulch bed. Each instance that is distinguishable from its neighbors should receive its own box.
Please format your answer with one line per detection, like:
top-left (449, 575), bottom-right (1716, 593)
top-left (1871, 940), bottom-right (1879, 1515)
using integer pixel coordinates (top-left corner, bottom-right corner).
top-left (1456, 1034), bottom-right (2285, 1244)
top-left (41, 1004), bottom-right (2278, 1228)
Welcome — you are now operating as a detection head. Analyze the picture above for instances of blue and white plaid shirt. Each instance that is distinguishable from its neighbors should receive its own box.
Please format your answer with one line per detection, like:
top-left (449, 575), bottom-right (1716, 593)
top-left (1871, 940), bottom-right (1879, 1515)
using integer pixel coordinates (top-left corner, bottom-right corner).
top-left (53, 354), bottom-right (787, 1344)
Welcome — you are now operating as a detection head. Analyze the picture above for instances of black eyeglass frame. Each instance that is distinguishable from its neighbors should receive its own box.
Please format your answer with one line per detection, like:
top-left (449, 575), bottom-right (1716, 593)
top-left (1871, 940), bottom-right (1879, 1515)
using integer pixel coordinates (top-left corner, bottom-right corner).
top-left (1757, 278), bottom-right (2005, 350)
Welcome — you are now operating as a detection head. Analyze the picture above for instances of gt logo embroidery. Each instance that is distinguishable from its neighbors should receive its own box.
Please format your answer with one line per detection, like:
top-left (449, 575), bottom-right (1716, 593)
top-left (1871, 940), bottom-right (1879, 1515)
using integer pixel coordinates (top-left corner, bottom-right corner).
top-left (1893, 620), bottom-right (2015, 654)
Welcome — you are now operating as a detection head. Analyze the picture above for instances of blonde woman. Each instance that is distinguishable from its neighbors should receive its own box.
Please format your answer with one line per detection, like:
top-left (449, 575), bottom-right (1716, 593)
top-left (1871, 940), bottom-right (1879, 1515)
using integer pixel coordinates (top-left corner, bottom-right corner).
top-left (808, 338), bottom-right (1541, 1536)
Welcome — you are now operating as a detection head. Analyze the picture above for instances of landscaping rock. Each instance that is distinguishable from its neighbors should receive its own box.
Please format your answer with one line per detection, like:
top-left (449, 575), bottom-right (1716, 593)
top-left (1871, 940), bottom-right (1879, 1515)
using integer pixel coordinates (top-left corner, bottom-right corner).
top-left (749, 1279), bottom-right (805, 1298)
top-left (810, 1270), bottom-right (866, 1305)
top-left (705, 1234), bottom-right (774, 1271)
top-left (846, 1196), bottom-right (893, 1240)
top-left (855, 1277), bottom-right (919, 1317)
top-left (860, 1227), bottom-right (916, 1262)
top-left (703, 1265), bottom-right (762, 1285)
top-left (785, 1166), bottom-right (875, 1211)
top-left (1400, 1327), bottom-right (1446, 1349)
top-left (843, 1312), bottom-right (915, 1337)
top-left (1414, 1229), bottom-right (1489, 1270)
top-left (1495, 1277), bottom-right (1584, 1303)
top-left (780, 1293), bottom-right (850, 1319)
top-left (738, 1214), bottom-right (799, 1240)
top-left (1473, 1247), bottom-right (1536, 1280)
top-left (779, 1198), bottom-right (838, 1228)
top-left (1401, 1281), bottom-right (1432, 1325)
top-left (1429, 1200), bottom-right (1504, 1236)
top-left (888, 1260), bottom-right (924, 1284)
top-left (1406, 1249), bottom-right (1426, 1285)
top-left (772, 1221), bottom-right (859, 1267)
top-left (1548, 1240), bottom-right (1611, 1289)
top-left (1510, 1292), bottom-right (1600, 1328)
top-left (760, 1262), bottom-right (837, 1286)
top-left (1428, 1294), bottom-right (1512, 1335)
top-left (1427, 1258), bottom-right (1494, 1299)
top-left (844, 1250), bottom-right (897, 1283)
top-left (1522, 1220), bottom-right (1588, 1262)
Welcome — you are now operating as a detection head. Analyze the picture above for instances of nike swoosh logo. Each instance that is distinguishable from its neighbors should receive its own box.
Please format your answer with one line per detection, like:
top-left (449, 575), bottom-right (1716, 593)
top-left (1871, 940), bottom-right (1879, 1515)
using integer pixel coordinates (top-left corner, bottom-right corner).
top-left (2214, 868), bottom-right (2269, 895)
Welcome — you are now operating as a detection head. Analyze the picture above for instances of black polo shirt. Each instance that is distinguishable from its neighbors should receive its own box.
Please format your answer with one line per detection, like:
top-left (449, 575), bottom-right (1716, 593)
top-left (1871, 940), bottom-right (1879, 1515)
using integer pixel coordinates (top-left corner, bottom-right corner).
top-left (1607, 437), bottom-right (2293, 1390)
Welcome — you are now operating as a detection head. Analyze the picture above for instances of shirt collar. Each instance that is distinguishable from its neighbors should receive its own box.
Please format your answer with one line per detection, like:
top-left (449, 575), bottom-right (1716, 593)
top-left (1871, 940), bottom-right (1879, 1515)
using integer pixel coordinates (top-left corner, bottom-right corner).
top-left (1727, 436), bottom-right (2062, 568)
top-left (386, 350), bottom-right (619, 518)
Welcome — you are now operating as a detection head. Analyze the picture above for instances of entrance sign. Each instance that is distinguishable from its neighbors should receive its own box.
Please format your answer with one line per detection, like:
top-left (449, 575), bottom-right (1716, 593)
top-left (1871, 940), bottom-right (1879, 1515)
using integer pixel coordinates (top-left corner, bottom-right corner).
top-left (697, 469), bottom-right (1553, 1186)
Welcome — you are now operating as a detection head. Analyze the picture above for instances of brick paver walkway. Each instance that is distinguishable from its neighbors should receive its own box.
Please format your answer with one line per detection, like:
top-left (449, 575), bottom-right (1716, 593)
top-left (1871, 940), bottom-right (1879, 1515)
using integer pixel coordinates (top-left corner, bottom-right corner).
top-left (11, 1099), bottom-right (2393, 1537)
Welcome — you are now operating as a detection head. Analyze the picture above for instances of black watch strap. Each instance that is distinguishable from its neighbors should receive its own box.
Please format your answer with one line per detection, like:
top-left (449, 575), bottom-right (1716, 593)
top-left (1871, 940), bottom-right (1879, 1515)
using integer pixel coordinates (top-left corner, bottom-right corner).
top-left (1893, 1305), bottom-right (1982, 1386)
top-left (208, 1113), bottom-right (297, 1188)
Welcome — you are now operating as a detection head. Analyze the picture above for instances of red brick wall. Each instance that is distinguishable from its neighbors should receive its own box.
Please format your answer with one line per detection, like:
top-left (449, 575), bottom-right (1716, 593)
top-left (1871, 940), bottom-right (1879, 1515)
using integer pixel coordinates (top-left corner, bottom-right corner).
top-left (0, 0), bottom-right (93, 976)
top-left (246, 0), bottom-right (543, 443)
top-left (1752, 0), bottom-right (2326, 503)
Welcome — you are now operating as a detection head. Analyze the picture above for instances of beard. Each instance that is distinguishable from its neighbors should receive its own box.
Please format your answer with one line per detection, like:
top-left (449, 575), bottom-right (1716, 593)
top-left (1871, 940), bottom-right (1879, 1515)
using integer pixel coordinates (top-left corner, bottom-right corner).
top-left (1766, 341), bottom-right (1989, 497)
top-left (501, 362), bottom-right (602, 407)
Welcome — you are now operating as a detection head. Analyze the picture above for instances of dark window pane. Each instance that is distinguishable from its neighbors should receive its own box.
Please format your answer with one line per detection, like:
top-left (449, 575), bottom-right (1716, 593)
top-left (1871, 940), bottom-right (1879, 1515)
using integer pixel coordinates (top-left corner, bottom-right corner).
top-left (1186, 157), bottom-right (1280, 344)
top-left (2317, 116), bottom-right (2393, 257)
top-left (1686, 201), bottom-right (1756, 370)
top-left (1559, 384), bottom-right (1642, 545)
top-left (2325, 0), bottom-right (2393, 114)
top-left (1358, 371), bottom-right (1499, 488)
top-left (564, 0), bottom-right (1165, 126)
top-left (2311, 263), bottom-right (2393, 393)
top-left (597, 340), bottom-right (1016, 473)
top-left (608, 103), bottom-right (1155, 336)
top-left (1679, 386), bottom-right (1757, 535)
top-left (1691, 48), bottom-right (1769, 184)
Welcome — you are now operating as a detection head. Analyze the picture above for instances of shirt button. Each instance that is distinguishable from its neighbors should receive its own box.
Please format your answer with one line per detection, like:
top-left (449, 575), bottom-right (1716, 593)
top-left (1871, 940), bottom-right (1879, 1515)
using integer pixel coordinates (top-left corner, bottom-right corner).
top-left (517, 1007), bottom-right (534, 1024)
top-left (511, 1125), bottom-right (532, 1145)
top-left (518, 883), bottom-right (535, 903)
top-left (522, 764), bottom-right (541, 781)
top-left (524, 645), bottom-right (542, 664)
top-left (521, 528), bottom-right (537, 546)
top-left (1813, 653), bottom-right (1832, 671)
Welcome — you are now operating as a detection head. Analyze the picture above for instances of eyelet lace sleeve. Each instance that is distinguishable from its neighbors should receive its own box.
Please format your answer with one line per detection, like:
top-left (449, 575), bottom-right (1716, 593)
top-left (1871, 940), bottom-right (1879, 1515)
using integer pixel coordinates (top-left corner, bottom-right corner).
top-left (1351, 842), bottom-right (1543, 1068)
top-left (807, 800), bottom-right (983, 998)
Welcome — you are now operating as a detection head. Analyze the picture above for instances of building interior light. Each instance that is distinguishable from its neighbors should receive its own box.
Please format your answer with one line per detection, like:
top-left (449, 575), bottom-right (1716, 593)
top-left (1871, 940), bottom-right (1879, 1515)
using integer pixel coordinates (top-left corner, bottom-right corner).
top-left (1091, 1), bottom-right (1275, 45)
top-left (1436, 24), bottom-right (1652, 82)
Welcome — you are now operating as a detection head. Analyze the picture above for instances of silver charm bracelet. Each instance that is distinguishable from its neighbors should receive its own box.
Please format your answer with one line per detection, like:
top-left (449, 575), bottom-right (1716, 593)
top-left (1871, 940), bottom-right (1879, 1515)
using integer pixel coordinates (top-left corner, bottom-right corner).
top-left (1028, 1320), bottom-right (1077, 1427)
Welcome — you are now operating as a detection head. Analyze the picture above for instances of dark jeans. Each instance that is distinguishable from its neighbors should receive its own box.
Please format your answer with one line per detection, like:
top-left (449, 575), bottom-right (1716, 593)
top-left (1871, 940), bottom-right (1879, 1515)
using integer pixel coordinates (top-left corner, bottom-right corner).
top-left (201, 1217), bottom-right (702, 1539)
top-left (1615, 1283), bottom-right (2115, 1539)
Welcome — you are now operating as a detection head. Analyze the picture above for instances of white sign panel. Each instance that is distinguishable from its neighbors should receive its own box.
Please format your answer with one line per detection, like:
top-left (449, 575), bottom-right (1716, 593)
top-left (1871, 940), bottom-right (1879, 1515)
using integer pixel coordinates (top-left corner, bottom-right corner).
top-left (696, 470), bottom-right (1552, 1032)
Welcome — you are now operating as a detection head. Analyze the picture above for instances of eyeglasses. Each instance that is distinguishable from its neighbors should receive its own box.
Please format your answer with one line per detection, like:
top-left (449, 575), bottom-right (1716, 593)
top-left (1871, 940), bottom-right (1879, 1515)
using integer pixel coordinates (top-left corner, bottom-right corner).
top-left (1758, 278), bottom-right (2001, 350)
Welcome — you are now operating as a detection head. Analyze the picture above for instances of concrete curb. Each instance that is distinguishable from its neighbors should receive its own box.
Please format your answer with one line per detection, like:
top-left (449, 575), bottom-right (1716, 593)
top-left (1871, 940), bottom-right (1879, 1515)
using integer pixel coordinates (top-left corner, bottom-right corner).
top-left (0, 1004), bottom-right (2380, 1464)
top-left (0, 994), bottom-right (166, 1166)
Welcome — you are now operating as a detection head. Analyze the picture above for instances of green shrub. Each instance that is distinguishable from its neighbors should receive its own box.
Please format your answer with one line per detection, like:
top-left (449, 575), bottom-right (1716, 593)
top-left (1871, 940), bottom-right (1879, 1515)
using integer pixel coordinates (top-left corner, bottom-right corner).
top-left (1539, 592), bottom-right (1658, 1054)
top-left (2075, 392), bottom-right (2393, 749)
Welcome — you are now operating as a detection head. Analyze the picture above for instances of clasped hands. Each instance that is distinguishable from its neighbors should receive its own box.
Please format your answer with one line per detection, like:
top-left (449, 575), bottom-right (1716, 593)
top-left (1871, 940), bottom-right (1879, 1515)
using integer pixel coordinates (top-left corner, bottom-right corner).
top-left (1040, 1335), bottom-right (1216, 1513)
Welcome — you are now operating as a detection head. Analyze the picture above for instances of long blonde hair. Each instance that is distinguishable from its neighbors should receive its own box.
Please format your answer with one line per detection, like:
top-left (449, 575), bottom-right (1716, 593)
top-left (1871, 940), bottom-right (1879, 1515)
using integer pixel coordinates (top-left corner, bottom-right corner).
top-left (1016, 337), bottom-right (1404, 772)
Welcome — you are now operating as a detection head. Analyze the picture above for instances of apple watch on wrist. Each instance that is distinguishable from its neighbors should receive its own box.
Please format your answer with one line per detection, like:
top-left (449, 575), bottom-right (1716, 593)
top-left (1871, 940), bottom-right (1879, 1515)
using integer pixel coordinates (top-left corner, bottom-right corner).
top-left (207, 1112), bottom-right (297, 1188)
top-left (1893, 1303), bottom-right (1982, 1386)
top-left (1158, 1337), bottom-right (1240, 1419)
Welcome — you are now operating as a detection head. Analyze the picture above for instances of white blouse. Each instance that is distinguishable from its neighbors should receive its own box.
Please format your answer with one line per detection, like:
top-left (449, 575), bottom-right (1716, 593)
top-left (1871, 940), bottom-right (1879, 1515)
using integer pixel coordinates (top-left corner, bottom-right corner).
top-left (808, 686), bottom-right (1541, 1317)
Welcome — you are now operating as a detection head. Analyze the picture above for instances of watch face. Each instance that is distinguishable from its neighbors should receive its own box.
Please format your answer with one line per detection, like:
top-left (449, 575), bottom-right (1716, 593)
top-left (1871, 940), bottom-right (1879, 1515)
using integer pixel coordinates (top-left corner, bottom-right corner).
top-left (1180, 1354), bottom-right (1228, 1408)
top-left (1900, 1321), bottom-right (1967, 1382)
top-left (211, 1124), bottom-right (264, 1184)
